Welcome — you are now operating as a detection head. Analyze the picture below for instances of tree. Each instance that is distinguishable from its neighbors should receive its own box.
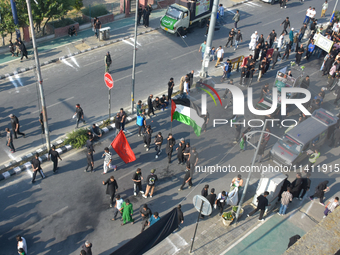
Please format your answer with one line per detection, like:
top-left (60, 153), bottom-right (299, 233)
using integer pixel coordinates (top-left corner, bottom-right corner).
top-left (0, 1), bottom-right (17, 45)
top-left (73, 0), bottom-right (83, 13)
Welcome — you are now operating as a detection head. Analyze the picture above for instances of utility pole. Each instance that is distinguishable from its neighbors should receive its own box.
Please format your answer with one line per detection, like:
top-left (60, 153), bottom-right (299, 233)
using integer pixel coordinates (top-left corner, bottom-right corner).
top-left (235, 119), bottom-right (268, 223)
top-left (131, 2), bottom-right (138, 113)
top-left (26, 0), bottom-right (51, 152)
top-left (331, 0), bottom-right (339, 22)
top-left (199, 0), bottom-right (219, 78)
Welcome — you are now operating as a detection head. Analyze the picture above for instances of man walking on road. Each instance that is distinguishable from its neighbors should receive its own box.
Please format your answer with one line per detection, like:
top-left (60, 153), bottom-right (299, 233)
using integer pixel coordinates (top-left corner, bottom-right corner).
top-left (271, 48), bottom-right (281, 69)
top-left (102, 147), bottom-right (112, 175)
top-left (166, 133), bottom-right (176, 164)
top-left (121, 199), bottom-right (134, 225)
top-left (234, 30), bottom-right (243, 50)
top-left (199, 41), bottom-right (206, 60)
top-left (48, 145), bottom-right (62, 173)
top-left (137, 5), bottom-right (143, 25)
top-left (168, 78), bottom-right (174, 102)
top-left (280, 17), bottom-right (290, 35)
top-left (119, 108), bottom-right (127, 131)
top-left (105, 52), bottom-right (112, 73)
top-left (321, 1), bottom-right (328, 18)
top-left (39, 111), bottom-right (45, 134)
top-left (16, 235), bottom-right (27, 255)
top-left (154, 132), bottom-right (163, 158)
top-left (31, 153), bottom-right (46, 183)
top-left (225, 29), bottom-right (235, 48)
top-left (178, 165), bottom-right (193, 191)
top-left (147, 94), bottom-right (155, 117)
top-left (112, 194), bottom-right (124, 221)
top-left (215, 46), bottom-right (224, 67)
top-left (140, 204), bottom-right (152, 232)
top-left (85, 150), bottom-right (94, 172)
top-left (132, 168), bottom-right (144, 196)
top-left (298, 24), bottom-right (307, 42)
top-left (232, 10), bottom-right (240, 29)
top-left (10, 114), bottom-right (25, 139)
top-left (267, 30), bottom-right (277, 48)
top-left (143, 169), bottom-right (158, 198)
top-left (176, 138), bottom-right (186, 164)
top-left (5, 128), bottom-right (15, 153)
top-left (102, 176), bottom-right (118, 207)
top-left (247, 191), bottom-right (270, 221)
top-left (74, 104), bottom-right (86, 128)
top-left (278, 187), bottom-right (293, 215)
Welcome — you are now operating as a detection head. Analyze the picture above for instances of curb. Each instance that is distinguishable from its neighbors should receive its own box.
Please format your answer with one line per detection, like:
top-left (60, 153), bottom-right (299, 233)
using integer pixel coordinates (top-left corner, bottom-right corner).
top-left (0, 27), bottom-right (159, 80)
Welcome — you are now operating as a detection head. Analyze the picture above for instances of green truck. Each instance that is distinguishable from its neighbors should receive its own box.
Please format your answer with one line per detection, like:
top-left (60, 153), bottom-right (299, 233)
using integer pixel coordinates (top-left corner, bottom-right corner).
top-left (160, 0), bottom-right (213, 34)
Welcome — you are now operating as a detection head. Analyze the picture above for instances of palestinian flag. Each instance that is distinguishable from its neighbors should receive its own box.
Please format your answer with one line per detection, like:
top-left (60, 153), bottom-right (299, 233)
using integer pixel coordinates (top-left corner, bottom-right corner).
top-left (171, 98), bottom-right (205, 137)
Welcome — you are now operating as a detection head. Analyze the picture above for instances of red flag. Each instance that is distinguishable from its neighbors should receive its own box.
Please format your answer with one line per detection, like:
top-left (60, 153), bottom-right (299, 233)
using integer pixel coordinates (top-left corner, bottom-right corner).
top-left (111, 130), bottom-right (136, 163)
top-left (171, 100), bottom-right (176, 122)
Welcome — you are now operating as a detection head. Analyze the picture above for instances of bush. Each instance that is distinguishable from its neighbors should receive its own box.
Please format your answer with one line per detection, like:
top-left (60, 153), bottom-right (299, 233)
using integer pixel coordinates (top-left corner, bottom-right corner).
top-left (99, 118), bottom-right (112, 129)
top-left (64, 128), bottom-right (89, 148)
top-left (82, 5), bottom-right (109, 18)
top-left (50, 18), bottom-right (77, 29)
top-left (222, 212), bottom-right (234, 221)
top-left (74, 17), bottom-right (88, 25)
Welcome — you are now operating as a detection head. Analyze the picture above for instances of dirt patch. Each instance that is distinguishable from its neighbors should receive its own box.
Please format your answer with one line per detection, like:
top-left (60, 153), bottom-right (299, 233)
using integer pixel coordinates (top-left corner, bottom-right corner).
top-left (74, 42), bottom-right (91, 51)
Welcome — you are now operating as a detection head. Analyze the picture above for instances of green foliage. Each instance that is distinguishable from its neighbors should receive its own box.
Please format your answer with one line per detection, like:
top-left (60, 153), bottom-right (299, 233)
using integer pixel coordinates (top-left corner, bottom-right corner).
top-left (73, 0), bottom-right (84, 12)
top-left (73, 17), bottom-right (87, 25)
top-left (0, 1), bottom-right (17, 44)
top-left (49, 17), bottom-right (76, 28)
top-left (82, 5), bottom-right (109, 18)
top-left (64, 128), bottom-right (89, 148)
top-left (335, 11), bottom-right (340, 21)
top-left (222, 212), bottom-right (234, 221)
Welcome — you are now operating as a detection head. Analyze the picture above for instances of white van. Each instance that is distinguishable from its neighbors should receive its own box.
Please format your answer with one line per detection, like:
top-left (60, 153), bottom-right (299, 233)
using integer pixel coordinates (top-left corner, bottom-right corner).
top-left (261, 0), bottom-right (279, 4)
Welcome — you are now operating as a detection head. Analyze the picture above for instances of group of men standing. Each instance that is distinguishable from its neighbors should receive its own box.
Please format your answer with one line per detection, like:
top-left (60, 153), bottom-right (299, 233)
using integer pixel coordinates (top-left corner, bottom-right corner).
top-left (138, 4), bottom-right (153, 28)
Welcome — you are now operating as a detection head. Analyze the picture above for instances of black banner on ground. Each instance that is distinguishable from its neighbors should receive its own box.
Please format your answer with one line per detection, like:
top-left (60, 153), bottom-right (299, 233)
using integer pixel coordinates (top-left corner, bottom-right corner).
top-left (110, 208), bottom-right (179, 255)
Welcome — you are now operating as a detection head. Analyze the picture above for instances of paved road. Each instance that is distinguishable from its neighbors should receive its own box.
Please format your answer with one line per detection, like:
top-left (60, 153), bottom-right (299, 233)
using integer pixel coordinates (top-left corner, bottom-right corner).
top-left (1, 0), bottom-right (340, 254)
top-left (0, 0), bottom-right (336, 165)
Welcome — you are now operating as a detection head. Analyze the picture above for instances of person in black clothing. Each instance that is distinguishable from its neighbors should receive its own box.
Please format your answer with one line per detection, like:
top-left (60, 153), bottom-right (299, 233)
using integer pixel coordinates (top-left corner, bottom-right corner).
top-left (206, 188), bottom-right (216, 216)
top-left (140, 204), bottom-right (152, 232)
top-left (282, 42), bottom-right (291, 60)
top-left (86, 136), bottom-right (95, 154)
top-left (280, 17), bottom-right (290, 35)
top-left (277, 174), bottom-right (291, 202)
top-left (239, 65), bottom-right (247, 86)
top-left (95, 18), bottom-right (102, 39)
top-left (271, 48), bottom-right (281, 69)
top-left (199, 184), bottom-right (209, 218)
top-left (114, 112), bottom-right (121, 136)
top-left (183, 142), bottom-right (190, 164)
top-left (119, 108), bottom-right (127, 131)
top-left (39, 111), bottom-right (45, 134)
top-left (225, 28), bottom-right (235, 47)
top-left (188, 147), bottom-right (199, 172)
top-left (75, 104), bottom-right (86, 128)
top-left (233, 124), bottom-right (242, 143)
top-left (309, 180), bottom-right (329, 204)
top-left (154, 132), bottom-right (163, 158)
top-left (256, 142), bottom-right (266, 163)
top-left (143, 125), bottom-right (153, 151)
top-left (177, 204), bottom-right (184, 225)
top-left (176, 138), bottom-right (186, 164)
top-left (137, 5), bottom-right (143, 25)
top-left (298, 24), bottom-right (307, 42)
top-left (178, 165), bottom-right (193, 190)
top-left (6, 128), bottom-right (15, 153)
top-left (188, 70), bottom-right (194, 89)
top-left (295, 46), bottom-right (304, 65)
top-left (290, 173), bottom-right (303, 198)
top-left (257, 34), bottom-right (264, 48)
top-left (267, 30), bottom-right (277, 48)
top-left (299, 173), bottom-right (311, 200)
top-left (168, 78), bottom-right (174, 102)
top-left (144, 4), bottom-right (152, 27)
top-left (166, 133), bottom-right (176, 163)
top-left (48, 145), bottom-right (62, 173)
top-left (9, 114), bottom-right (25, 139)
top-left (147, 94), bottom-right (155, 117)
top-left (18, 40), bottom-right (28, 60)
top-left (31, 153), bottom-right (46, 183)
top-left (323, 55), bottom-right (334, 75)
top-left (261, 41), bottom-right (269, 60)
top-left (103, 176), bottom-right (118, 207)
top-left (82, 241), bottom-right (92, 255)
top-left (247, 191), bottom-right (270, 221)
top-left (254, 43), bottom-right (261, 62)
top-left (202, 111), bottom-right (209, 132)
top-left (9, 40), bottom-right (16, 57)
top-left (85, 150), bottom-right (94, 172)
top-left (132, 168), bottom-right (144, 196)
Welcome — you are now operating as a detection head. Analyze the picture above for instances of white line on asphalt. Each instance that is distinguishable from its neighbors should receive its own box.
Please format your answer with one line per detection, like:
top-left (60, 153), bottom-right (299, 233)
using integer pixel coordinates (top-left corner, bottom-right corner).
top-left (8, 206), bottom-right (69, 240)
top-left (115, 70), bottom-right (143, 82)
top-left (130, 37), bottom-right (142, 46)
top-left (262, 18), bottom-right (281, 26)
top-left (171, 50), bottom-right (197, 61)
top-left (32, 96), bottom-right (75, 114)
top-left (166, 237), bottom-right (180, 253)
top-left (219, 214), bottom-right (274, 255)
top-left (244, 2), bottom-right (255, 7)
top-left (123, 39), bottom-right (136, 48)
top-left (227, 10), bottom-right (236, 14)
top-left (247, 1), bottom-right (261, 7)
top-left (301, 201), bottom-right (313, 219)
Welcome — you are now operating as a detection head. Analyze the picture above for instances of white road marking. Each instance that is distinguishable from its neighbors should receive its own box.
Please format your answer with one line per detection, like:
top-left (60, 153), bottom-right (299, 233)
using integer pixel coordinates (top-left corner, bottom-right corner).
top-left (32, 96), bottom-right (75, 114)
top-left (115, 70), bottom-right (143, 82)
top-left (2, 146), bottom-right (15, 160)
top-left (70, 56), bottom-right (80, 68)
top-left (262, 18), bottom-right (281, 26)
top-left (123, 39), bottom-right (137, 48)
top-left (8, 206), bottom-right (69, 240)
top-left (61, 58), bottom-right (77, 69)
top-left (8, 76), bottom-right (20, 93)
top-left (14, 74), bottom-right (24, 87)
top-left (244, 2), bottom-right (256, 7)
top-left (130, 37), bottom-right (142, 46)
top-left (166, 237), bottom-right (180, 253)
top-left (247, 1), bottom-right (261, 7)
top-left (171, 50), bottom-right (197, 60)
top-left (227, 10), bottom-right (236, 14)
top-left (301, 201), bottom-right (313, 219)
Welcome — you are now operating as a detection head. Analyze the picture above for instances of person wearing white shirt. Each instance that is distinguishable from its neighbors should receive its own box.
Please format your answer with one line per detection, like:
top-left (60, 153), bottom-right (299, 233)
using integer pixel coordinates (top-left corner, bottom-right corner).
top-left (184, 80), bottom-right (190, 97)
top-left (303, 7), bottom-right (312, 24)
top-left (321, 1), bottom-right (328, 17)
top-left (111, 195), bottom-right (124, 221)
top-left (249, 31), bottom-right (258, 51)
top-left (215, 46), bottom-right (224, 67)
top-left (277, 33), bottom-right (285, 49)
top-left (308, 7), bottom-right (316, 27)
top-left (333, 22), bottom-right (340, 33)
top-left (16, 235), bottom-right (27, 254)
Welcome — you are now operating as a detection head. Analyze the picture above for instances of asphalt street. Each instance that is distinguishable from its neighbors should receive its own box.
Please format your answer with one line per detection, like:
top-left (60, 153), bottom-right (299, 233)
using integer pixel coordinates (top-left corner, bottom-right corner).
top-left (1, 0), bottom-right (340, 254)
top-left (0, 0), bottom-right (338, 165)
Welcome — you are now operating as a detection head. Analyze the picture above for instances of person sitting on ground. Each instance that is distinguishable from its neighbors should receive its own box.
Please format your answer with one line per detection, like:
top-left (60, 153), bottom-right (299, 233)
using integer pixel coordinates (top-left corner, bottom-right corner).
top-left (68, 26), bottom-right (77, 37)
top-left (152, 97), bottom-right (162, 110)
top-left (160, 95), bottom-right (169, 109)
top-left (91, 124), bottom-right (103, 139)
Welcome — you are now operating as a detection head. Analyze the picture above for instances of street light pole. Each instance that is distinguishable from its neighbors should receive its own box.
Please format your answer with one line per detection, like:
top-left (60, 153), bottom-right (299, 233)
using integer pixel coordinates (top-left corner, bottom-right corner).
top-left (26, 0), bottom-right (51, 152)
top-left (331, 0), bottom-right (339, 22)
top-left (235, 119), bottom-right (269, 222)
top-left (131, 2), bottom-right (138, 113)
top-left (199, 0), bottom-right (219, 78)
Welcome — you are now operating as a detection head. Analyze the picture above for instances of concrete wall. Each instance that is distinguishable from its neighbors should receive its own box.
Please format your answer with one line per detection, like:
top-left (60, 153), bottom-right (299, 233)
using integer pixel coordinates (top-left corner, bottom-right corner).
top-left (284, 207), bottom-right (340, 255)
top-left (54, 23), bottom-right (80, 38)
top-left (157, 0), bottom-right (176, 9)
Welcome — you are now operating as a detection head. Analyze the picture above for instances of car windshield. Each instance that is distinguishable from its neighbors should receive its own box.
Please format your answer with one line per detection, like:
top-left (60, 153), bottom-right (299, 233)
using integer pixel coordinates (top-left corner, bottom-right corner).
top-left (166, 6), bottom-right (182, 19)
top-left (312, 110), bottom-right (335, 125)
top-left (278, 135), bottom-right (302, 155)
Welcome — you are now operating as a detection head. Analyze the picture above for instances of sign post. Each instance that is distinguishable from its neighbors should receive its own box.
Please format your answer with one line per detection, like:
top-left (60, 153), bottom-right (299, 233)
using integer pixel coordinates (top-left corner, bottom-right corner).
top-left (190, 195), bottom-right (212, 253)
top-left (104, 73), bottom-right (114, 118)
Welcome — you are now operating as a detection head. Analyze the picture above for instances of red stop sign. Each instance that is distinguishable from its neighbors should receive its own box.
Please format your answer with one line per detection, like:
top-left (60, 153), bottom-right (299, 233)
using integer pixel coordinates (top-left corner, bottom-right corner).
top-left (104, 73), bottom-right (114, 89)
